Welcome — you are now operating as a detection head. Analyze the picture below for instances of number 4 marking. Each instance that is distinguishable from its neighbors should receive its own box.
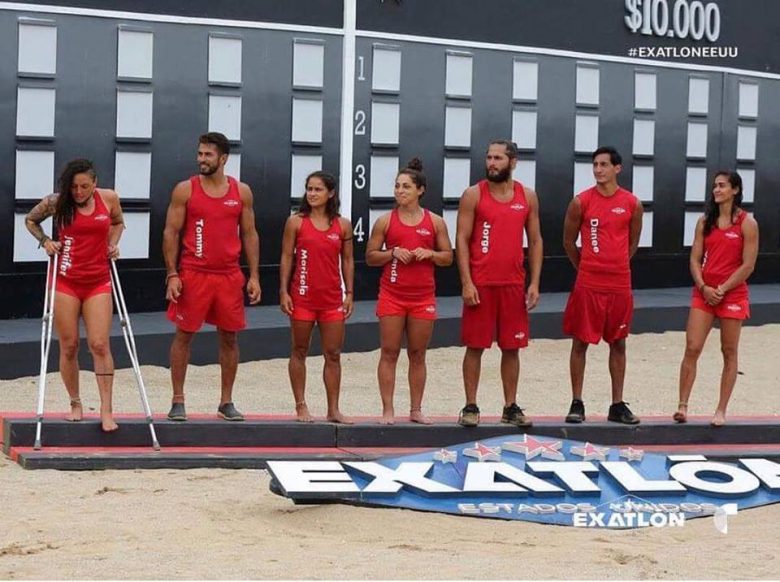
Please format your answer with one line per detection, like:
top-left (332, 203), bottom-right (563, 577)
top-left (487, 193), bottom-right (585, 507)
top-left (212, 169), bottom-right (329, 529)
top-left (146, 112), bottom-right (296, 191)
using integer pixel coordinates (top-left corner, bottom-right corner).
top-left (353, 217), bottom-right (365, 243)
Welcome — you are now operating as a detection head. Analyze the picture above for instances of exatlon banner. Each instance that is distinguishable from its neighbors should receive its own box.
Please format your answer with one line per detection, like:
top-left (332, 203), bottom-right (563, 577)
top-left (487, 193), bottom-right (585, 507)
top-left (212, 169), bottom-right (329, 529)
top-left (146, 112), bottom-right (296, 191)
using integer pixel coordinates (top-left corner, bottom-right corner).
top-left (267, 435), bottom-right (780, 529)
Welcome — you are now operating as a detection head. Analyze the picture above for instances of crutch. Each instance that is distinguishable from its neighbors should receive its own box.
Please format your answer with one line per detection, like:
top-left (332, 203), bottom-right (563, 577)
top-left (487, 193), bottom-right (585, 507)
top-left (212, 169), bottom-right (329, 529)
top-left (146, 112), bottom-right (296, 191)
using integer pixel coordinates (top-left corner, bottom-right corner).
top-left (34, 253), bottom-right (59, 450)
top-left (110, 259), bottom-right (161, 450)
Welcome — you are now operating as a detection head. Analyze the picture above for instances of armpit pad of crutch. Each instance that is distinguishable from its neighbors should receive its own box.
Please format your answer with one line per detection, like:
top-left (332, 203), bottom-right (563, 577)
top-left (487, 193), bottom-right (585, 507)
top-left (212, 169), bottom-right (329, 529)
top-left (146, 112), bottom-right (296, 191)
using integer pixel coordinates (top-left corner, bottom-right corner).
top-left (33, 254), bottom-right (59, 450)
top-left (110, 259), bottom-right (161, 451)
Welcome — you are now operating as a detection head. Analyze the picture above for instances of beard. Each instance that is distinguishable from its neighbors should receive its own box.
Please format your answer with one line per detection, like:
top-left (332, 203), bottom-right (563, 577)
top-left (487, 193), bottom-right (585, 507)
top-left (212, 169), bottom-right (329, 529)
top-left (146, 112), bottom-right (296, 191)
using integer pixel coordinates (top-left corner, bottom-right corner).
top-left (485, 166), bottom-right (511, 183)
top-left (199, 163), bottom-right (218, 176)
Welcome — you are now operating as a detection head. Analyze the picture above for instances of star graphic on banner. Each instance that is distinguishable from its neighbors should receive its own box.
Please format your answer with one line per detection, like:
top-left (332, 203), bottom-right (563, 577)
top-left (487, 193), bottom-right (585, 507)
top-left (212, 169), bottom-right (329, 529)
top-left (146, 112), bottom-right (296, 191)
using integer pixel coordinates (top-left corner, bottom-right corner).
top-left (432, 448), bottom-right (457, 464)
top-left (618, 447), bottom-right (645, 462)
top-left (463, 442), bottom-right (502, 462)
top-left (502, 435), bottom-right (565, 461)
top-left (570, 442), bottom-right (610, 462)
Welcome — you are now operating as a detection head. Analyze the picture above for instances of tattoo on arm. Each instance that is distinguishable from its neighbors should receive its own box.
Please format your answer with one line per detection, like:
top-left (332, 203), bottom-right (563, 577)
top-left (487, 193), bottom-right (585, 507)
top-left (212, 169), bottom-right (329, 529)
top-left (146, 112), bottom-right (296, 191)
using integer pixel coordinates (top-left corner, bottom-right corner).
top-left (26, 195), bottom-right (58, 242)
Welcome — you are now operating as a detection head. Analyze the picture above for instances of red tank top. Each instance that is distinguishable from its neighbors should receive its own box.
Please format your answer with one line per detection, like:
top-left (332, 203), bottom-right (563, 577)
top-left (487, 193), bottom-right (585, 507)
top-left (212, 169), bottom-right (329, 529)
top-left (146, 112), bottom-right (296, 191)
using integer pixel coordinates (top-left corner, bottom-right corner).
top-left (179, 175), bottom-right (242, 273)
top-left (468, 180), bottom-right (528, 286)
top-left (290, 216), bottom-right (344, 310)
top-left (697, 211), bottom-right (749, 301)
top-left (380, 208), bottom-right (436, 301)
top-left (57, 190), bottom-right (111, 283)
top-left (576, 186), bottom-right (639, 291)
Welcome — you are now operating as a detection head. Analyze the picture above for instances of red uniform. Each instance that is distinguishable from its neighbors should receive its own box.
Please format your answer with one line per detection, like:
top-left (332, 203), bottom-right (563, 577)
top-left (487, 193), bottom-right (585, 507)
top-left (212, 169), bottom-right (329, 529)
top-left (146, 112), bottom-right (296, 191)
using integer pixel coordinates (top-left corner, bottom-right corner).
top-left (563, 186), bottom-right (639, 344)
top-left (691, 211), bottom-right (750, 320)
top-left (167, 176), bottom-right (246, 332)
top-left (56, 190), bottom-right (112, 301)
top-left (290, 216), bottom-right (345, 323)
top-left (376, 208), bottom-right (437, 320)
top-left (461, 180), bottom-right (530, 348)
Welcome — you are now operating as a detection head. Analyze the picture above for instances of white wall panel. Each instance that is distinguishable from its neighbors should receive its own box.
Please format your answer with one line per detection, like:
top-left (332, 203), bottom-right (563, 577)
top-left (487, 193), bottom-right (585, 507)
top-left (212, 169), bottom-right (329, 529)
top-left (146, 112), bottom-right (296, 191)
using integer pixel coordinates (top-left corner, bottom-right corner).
top-left (371, 102), bottom-right (400, 145)
top-left (737, 126), bottom-right (757, 160)
top-left (117, 29), bottom-right (153, 79)
top-left (293, 41), bottom-right (324, 88)
top-left (686, 122), bottom-right (708, 158)
top-left (369, 156), bottom-right (399, 199)
top-left (575, 114), bottom-right (598, 153)
top-left (444, 106), bottom-right (471, 148)
top-left (14, 213), bottom-right (52, 263)
top-left (446, 53), bottom-right (472, 97)
top-left (17, 87), bottom-right (55, 137)
top-left (576, 65), bottom-right (599, 106)
top-left (632, 165), bottom-right (654, 202)
top-left (442, 157), bottom-right (471, 200)
top-left (208, 95), bottom-right (242, 141)
top-left (372, 47), bottom-right (401, 92)
top-left (114, 151), bottom-right (151, 199)
top-left (290, 154), bottom-right (322, 198)
top-left (18, 22), bottom-right (57, 75)
top-left (512, 110), bottom-right (537, 150)
top-left (639, 211), bottom-right (653, 248)
top-left (208, 36), bottom-right (242, 84)
top-left (512, 59), bottom-right (538, 101)
top-left (738, 82), bottom-right (759, 118)
top-left (120, 213), bottom-right (150, 259)
top-left (116, 90), bottom-right (153, 139)
top-left (573, 161), bottom-right (592, 195)
top-left (291, 98), bottom-right (322, 143)
top-left (688, 77), bottom-right (709, 114)
top-left (632, 119), bottom-right (655, 156)
top-left (15, 150), bottom-right (54, 199)
top-left (634, 72), bottom-right (656, 110)
top-left (685, 166), bottom-right (707, 202)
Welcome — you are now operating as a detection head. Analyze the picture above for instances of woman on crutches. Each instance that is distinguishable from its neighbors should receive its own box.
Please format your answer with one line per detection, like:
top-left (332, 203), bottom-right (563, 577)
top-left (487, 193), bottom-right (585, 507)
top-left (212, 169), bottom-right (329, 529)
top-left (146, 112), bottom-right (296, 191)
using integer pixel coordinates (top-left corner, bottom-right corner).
top-left (25, 159), bottom-right (125, 433)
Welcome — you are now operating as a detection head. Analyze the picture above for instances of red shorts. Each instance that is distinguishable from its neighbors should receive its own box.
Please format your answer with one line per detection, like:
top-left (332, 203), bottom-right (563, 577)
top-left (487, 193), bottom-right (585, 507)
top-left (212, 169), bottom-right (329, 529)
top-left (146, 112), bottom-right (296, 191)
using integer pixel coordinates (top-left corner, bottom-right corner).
top-left (291, 304), bottom-right (345, 323)
top-left (376, 290), bottom-right (437, 320)
top-left (167, 268), bottom-right (246, 332)
top-left (461, 285), bottom-right (529, 349)
top-left (563, 285), bottom-right (633, 344)
top-left (691, 295), bottom-right (750, 320)
top-left (56, 277), bottom-right (112, 302)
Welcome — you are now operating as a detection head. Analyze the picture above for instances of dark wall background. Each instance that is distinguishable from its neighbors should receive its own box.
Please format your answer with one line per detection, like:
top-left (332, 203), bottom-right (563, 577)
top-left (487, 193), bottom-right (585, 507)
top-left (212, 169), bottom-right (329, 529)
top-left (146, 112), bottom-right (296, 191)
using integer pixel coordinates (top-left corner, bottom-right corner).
top-left (357, 0), bottom-right (780, 74)
top-left (0, 1), bottom-right (778, 318)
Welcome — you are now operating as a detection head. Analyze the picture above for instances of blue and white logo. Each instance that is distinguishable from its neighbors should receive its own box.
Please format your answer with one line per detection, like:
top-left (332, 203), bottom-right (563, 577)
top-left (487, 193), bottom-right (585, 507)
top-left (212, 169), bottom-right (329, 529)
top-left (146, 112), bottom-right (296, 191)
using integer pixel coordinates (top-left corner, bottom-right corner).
top-left (267, 435), bottom-right (780, 529)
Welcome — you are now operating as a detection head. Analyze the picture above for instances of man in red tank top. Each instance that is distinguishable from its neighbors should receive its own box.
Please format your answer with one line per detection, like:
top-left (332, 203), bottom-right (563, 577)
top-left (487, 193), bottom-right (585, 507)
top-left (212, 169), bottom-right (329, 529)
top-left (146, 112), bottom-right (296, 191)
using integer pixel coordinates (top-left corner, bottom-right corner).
top-left (562, 147), bottom-right (643, 425)
top-left (455, 140), bottom-right (543, 427)
top-left (163, 132), bottom-right (261, 422)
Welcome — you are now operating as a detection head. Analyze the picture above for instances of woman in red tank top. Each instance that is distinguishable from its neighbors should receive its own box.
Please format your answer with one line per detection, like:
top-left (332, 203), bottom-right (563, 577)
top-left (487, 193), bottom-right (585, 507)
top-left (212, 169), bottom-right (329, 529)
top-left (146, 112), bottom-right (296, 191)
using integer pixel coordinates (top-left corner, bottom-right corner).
top-left (25, 159), bottom-right (126, 432)
top-left (280, 171), bottom-right (354, 423)
top-left (675, 170), bottom-right (758, 427)
top-left (366, 159), bottom-right (454, 424)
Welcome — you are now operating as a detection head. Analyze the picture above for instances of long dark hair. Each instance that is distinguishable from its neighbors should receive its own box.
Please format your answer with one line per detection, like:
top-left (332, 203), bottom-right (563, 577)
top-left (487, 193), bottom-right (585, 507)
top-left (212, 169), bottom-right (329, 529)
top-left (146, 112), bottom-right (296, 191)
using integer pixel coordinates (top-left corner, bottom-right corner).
top-left (299, 171), bottom-right (340, 220)
top-left (703, 170), bottom-right (743, 236)
top-left (397, 157), bottom-right (427, 195)
top-left (55, 159), bottom-right (97, 228)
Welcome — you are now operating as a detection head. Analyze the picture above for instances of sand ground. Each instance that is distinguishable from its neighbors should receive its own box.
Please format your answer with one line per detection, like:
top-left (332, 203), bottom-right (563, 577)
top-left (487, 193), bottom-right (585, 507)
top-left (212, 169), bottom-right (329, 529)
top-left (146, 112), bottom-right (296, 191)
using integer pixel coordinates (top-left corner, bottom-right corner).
top-left (1, 324), bottom-right (779, 579)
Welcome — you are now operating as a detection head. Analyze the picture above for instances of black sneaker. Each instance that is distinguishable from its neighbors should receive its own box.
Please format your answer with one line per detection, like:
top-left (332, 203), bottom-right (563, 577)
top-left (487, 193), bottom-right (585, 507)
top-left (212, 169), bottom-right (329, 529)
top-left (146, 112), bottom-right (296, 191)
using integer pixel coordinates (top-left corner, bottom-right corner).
top-left (458, 404), bottom-right (480, 427)
top-left (218, 402), bottom-right (245, 421)
top-left (167, 402), bottom-right (187, 421)
top-left (608, 401), bottom-right (640, 425)
top-left (501, 403), bottom-right (533, 427)
top-left (565, 399), bottom-right (586, 423)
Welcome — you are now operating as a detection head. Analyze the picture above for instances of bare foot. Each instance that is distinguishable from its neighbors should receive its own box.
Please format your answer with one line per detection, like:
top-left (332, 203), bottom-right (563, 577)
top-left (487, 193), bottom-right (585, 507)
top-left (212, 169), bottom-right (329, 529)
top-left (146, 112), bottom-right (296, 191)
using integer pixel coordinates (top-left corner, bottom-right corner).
top-left (326, 411), bottom-right (354, 424)
top-left (410, 409), bottom-right (434, 425)
top-left (101, 414), bottom-right (119, 433)
top-left (710, 410), bottom-right (726, 427)
top-left (672, 402), bottom-right (688, 424)
top-left (65, 399), bottom-right (83, 422)
top-left (295, 402), bottom-right (313, 423)
top-left (379, 408), bottom-right (395, 425)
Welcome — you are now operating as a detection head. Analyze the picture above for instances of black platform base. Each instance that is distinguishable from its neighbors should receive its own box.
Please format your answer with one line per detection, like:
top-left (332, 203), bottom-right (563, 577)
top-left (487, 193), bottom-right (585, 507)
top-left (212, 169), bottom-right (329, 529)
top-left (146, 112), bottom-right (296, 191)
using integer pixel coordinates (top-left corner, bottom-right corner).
top-left (4, 414), bottom-right (779, 470)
